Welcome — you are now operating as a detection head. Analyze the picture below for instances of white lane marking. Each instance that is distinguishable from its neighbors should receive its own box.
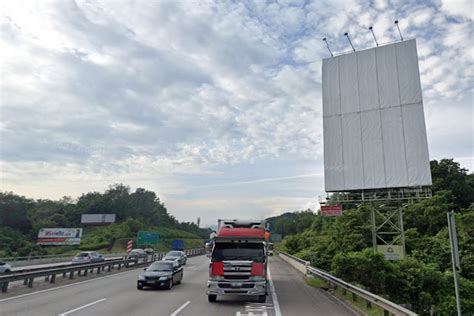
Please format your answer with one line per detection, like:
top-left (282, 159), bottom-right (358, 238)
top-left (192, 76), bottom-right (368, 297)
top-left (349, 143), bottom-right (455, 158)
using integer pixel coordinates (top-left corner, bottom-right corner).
top-left (267, 267), bottom-right (282, 316)
top-left (0, 268), bottom-right (139, 303)
top-left (170, 300), bottom-right (191, 316)
top-left (58, 298), bottom-right (106, 316)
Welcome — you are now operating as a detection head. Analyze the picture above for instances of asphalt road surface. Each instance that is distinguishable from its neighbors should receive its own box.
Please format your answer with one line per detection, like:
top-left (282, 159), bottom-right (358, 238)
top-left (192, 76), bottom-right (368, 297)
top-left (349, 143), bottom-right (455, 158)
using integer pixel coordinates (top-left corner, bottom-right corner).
top-left (0, 255), bottom-right (356, 316)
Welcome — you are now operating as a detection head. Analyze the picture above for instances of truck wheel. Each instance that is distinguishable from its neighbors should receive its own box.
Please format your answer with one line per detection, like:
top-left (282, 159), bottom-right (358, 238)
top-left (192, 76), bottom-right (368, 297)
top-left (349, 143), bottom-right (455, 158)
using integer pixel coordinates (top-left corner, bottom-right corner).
top-left (257, 295), bottom-right (266, 303)
top-left (208, 294), bottom-right (217, 302)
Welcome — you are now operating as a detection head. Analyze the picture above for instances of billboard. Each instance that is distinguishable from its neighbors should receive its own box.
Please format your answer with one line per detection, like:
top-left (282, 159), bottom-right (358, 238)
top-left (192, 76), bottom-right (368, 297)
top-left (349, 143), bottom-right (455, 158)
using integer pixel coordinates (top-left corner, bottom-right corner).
top-left (81, 214), bottom-right (116, 225)
top-left (37, 228), bottom-right (82, 245)
top-left (322, 39), bottom-right (432, 192)
top-left (320, 205), bottom-right (343, 217)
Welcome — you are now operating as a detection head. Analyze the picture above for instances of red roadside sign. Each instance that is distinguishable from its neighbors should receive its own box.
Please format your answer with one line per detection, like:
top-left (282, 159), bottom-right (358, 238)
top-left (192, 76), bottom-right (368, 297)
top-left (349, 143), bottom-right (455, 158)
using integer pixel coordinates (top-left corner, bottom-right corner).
top-left (320, 205), bottom-right (343, 217)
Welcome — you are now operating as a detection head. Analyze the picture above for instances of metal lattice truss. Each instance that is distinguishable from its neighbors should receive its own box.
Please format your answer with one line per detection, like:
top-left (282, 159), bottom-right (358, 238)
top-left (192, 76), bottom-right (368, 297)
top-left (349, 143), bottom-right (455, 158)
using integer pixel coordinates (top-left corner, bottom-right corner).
top-left (370, 202), bottom-right (409, 254)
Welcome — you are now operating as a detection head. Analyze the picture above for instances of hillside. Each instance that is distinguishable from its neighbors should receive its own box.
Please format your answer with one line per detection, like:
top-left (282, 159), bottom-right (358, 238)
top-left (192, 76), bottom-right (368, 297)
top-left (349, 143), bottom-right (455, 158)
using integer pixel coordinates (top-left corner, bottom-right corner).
top-left (266, 159), bottom-right (474, 315)
top-left (0, 184), bottom-right (210, 257)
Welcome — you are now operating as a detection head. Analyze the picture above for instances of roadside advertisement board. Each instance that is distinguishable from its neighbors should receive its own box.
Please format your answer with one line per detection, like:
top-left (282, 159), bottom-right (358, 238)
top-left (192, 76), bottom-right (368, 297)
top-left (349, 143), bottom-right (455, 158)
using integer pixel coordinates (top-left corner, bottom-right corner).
top-left (377, 245), bottom-right (404, 260)
top-left (81, 214), bottom-right (116, 225)
top-left (37, 228), bottom-right (82, 245)
top-left (320, 205), bottom-right (343, 217)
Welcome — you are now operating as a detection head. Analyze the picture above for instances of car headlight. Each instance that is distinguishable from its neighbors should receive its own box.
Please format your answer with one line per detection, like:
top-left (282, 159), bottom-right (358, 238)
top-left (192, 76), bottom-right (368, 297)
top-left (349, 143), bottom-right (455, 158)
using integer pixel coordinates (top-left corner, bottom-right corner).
top-left (138, 275), bottom-right (146, 281)
top-left (159, 276), bottom-right (170, 281)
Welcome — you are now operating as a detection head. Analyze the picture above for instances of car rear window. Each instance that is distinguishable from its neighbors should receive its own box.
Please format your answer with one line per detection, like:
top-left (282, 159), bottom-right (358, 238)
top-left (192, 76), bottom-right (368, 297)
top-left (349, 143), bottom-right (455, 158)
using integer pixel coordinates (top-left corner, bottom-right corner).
top-left (212, 243), bottom-right (265, 263)
top-left (149, 262), bottom-right (173, 271)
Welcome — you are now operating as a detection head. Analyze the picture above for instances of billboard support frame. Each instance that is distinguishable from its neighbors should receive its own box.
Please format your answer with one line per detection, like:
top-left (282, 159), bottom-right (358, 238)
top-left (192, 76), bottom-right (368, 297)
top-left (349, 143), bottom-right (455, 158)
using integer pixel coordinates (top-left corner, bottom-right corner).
top-left (323, 187), bottom-right (431, 260)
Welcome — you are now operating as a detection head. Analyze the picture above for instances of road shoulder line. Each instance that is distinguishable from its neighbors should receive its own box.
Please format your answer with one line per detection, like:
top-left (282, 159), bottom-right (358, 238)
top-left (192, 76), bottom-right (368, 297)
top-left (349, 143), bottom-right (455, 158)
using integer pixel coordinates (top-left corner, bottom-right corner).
top-left (267, 266), bottom-right (282, 316)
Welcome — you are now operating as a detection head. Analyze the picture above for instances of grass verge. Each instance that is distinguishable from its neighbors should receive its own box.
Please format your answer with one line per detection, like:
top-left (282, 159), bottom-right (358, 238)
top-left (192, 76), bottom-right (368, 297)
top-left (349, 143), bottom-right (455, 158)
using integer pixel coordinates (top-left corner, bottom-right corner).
top-left (304, 276), bottom-right (389, 316)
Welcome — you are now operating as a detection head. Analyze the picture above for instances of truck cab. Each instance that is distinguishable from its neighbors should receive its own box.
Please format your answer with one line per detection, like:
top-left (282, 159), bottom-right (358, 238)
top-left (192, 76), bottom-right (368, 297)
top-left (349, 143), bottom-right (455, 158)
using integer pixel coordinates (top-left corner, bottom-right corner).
top-left (207, 219), bottom-right (268, 303)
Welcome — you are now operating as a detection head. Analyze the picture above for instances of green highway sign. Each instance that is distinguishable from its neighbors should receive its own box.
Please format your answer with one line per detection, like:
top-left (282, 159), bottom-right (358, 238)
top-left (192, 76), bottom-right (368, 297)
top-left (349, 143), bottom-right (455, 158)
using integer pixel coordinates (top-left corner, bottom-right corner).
top-left (137, 231), bottom-right (159, 245)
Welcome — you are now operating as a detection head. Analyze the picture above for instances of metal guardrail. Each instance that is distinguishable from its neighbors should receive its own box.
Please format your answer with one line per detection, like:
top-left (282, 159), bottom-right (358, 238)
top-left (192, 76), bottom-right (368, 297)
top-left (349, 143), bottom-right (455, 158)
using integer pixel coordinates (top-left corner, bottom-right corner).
top-left (0, 253), bottom-right (127, 262)
top-left (0, 248), bottom-right (205, 294)
top-left (11, 256), bottom-right (125, 274)
top-left (2, 248), bottom-right (205, 263)
top-left (277, 251), bottom-right (417, 316)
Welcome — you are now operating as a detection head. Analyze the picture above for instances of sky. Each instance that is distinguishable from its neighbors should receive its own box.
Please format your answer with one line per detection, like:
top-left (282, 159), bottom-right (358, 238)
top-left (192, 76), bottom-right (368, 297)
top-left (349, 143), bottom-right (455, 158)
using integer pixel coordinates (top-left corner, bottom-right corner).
top-left (1, 0), bottom-right (472, 226)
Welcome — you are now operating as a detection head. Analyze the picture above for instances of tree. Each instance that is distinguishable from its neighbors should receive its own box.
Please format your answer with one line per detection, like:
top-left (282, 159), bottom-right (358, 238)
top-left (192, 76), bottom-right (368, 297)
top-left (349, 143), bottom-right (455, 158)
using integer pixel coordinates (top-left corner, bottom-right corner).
top-left (430, 159), bottom-right (474, 209)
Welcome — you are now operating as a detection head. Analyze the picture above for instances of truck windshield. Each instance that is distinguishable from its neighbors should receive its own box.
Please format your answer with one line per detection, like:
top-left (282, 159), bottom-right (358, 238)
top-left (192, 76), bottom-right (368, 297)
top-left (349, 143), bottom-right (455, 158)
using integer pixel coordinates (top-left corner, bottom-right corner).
top-left (212, 243), bottom-right (265, 263)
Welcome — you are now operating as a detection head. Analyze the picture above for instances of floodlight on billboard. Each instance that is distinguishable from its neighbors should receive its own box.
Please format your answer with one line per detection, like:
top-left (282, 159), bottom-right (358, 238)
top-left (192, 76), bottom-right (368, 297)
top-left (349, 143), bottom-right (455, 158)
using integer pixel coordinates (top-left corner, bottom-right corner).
top-left (322, 39), bottom-right (432, 192)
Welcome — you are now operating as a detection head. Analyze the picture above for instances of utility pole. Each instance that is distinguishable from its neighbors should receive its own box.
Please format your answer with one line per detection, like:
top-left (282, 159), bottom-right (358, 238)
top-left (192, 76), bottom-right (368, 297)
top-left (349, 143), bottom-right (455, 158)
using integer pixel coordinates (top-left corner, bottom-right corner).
top-left (447, 210), bottom-right (462, 316)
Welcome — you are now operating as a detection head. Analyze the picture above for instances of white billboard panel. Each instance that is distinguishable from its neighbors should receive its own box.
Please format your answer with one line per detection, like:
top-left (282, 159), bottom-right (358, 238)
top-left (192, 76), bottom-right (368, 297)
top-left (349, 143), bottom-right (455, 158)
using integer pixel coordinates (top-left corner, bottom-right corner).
top-left (323, 115), bottom-right (344, 190)
top-left (376, 43), bottom-right (400, 108)
top-left (357, 48), bottom-right (379, 111)
top-left (322, 39), bottom-right (432, 192)
top-left (342, 113), bottom-right (364, 190)
top-left (37, 228), bottom-right (82, 245)
top-left (81, 214), bottom-right (116, 225)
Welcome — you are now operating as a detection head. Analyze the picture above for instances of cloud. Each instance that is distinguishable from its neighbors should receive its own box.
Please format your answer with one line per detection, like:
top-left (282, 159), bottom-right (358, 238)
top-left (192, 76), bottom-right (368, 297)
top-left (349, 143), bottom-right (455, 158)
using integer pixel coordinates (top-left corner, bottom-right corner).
top-left (440, 0), bottom-right (473, 20)
top-left (0, 0), bottom-right (472, 224)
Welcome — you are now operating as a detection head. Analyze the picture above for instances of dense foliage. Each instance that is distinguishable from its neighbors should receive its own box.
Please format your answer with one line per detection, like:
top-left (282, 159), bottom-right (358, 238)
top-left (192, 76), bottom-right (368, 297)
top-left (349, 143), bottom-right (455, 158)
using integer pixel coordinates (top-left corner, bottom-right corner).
top-left (269, 159), bottom-right (474, 315)
top-left (0, 184), bottom-right (210, 257)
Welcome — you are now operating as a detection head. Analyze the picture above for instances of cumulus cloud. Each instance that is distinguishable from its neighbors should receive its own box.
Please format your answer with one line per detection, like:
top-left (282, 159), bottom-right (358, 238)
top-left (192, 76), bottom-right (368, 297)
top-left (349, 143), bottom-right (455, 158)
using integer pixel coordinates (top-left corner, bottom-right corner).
top-left (0, 0), bottom-right (472, 224)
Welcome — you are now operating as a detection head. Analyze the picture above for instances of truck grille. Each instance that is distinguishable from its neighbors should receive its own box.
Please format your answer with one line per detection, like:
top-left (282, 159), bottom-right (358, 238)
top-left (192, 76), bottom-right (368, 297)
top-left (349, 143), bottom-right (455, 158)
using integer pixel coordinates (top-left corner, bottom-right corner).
top-left (218, 283), bottom-right (254, 289)
top-left (223, 261), bottom-right (252, 281)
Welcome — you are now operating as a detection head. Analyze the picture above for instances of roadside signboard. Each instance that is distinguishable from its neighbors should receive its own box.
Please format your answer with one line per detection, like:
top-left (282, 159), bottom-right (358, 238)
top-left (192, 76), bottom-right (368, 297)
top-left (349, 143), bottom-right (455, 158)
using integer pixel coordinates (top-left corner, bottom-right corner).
top-left (377, 245), bottom-right (404, 260)
top-left (270, 234), bottom-right (282, 242)
top-left (81, 214), bottom-right (116, 225)
top-left (137, 231), bottom-right (159, 245)
top-left (37, 228), bottom-right (82, 245)
top-left (320, 205), bottom-right (343, 217)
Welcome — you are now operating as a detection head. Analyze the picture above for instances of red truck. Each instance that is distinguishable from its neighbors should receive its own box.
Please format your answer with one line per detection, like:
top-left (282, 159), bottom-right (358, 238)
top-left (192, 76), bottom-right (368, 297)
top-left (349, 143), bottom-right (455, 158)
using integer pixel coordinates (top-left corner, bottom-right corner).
top-left (207, 219), bottom-right (269, 303)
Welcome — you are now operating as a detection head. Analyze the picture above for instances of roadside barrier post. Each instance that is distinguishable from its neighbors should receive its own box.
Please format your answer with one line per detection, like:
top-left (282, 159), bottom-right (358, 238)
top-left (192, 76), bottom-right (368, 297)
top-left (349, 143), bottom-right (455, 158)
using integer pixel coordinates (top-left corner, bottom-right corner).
top-left (1, 281), bottom-right (8, 293)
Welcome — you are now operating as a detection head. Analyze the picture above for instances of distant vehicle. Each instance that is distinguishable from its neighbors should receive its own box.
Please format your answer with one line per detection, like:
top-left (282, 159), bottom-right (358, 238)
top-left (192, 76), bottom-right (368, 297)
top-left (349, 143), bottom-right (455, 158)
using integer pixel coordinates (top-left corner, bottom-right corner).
top-left (0, 261), bottom-right (12, 274)
top-left (137, 260), bottom-right (183, 290)
top-left (72, 251), bottom-right (104, 264)
top-left (163, 251), bottom-right (187, 265)
top-left (267, 242), bottom-right (274, 256)
top-left (144, 248), bottom-right (155, 255)
top-left (128, 249), bottom-right (147, 259)
top-left (171, 239), bottom-right (184, 251)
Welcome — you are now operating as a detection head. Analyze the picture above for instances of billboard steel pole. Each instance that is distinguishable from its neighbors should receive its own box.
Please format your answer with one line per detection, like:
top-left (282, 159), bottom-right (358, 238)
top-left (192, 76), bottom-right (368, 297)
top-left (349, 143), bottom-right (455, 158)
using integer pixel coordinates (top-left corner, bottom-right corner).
top-left (370, 203), bottom-right (377, 253)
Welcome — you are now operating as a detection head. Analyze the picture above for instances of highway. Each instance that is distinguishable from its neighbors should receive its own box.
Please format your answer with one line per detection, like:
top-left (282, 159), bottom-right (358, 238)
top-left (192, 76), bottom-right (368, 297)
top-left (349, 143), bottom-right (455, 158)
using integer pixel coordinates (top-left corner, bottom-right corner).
top-left (0, 255), bottom-right (356, 316)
